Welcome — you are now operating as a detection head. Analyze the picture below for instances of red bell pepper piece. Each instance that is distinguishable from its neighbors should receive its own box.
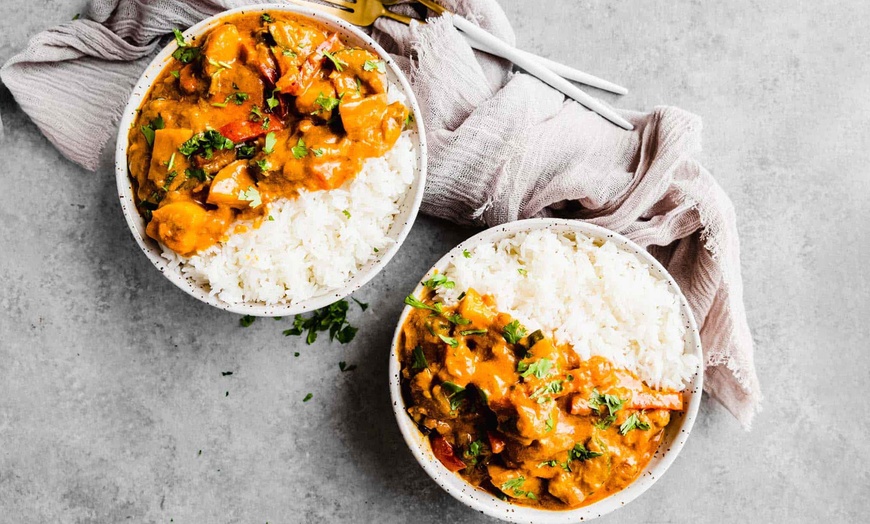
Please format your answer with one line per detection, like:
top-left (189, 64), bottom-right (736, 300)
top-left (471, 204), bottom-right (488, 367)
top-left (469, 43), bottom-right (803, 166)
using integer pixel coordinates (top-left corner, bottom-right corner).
top-left (487, 431), bottom-right (506, 454)
top-left (430, 435), bottom-right (466, 472)
top-left (219, 117), bottom-right (284, 143)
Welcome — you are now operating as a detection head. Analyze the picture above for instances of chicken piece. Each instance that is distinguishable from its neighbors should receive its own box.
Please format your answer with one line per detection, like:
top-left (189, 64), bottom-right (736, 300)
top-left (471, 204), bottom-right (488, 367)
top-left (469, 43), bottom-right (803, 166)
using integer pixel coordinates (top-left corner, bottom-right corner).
top-left (146, 201), bottom-right (210, 255)
top-left (207, 160), bottom-right (258, 209)
top-left (147, 128), bottom-right (194, 189)
top-left (548, 472), bottom-right (586, 508)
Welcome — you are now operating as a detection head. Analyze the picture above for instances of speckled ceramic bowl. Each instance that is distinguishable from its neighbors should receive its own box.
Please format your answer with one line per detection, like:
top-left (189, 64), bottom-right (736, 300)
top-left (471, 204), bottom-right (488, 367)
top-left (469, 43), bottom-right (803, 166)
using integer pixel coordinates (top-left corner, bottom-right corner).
top-left (115, 3), bottom-right (426, 317)
top-left (389, 218), bottom-right (703, 523)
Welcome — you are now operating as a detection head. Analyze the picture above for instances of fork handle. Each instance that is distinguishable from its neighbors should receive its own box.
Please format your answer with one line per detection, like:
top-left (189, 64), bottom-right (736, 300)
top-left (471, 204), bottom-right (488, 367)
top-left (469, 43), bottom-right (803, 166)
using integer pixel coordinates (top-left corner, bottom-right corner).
top-left (449, 14), bottom-right (633, 130)
top-left (466, 38), bottom-right (628, 96)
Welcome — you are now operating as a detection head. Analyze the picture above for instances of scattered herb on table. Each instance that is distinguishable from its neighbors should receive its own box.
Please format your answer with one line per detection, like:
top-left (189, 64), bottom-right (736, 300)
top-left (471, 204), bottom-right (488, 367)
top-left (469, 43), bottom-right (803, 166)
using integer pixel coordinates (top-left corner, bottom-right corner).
top-left (240, 315), bottom-right (256, 327)
top-left (282, 299), bottom-right (361, 345)
top-left (221, 371), bottom-right (233, 376)
top-left (339, 361), bottom-right (357, 372)
top-left (302, 393), bottom-right (313, 402)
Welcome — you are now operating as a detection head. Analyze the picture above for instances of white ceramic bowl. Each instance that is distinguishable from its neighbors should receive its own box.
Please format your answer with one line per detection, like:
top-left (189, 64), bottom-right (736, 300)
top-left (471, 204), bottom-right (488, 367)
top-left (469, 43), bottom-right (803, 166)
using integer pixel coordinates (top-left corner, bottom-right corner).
top-left (115, 3), bottom-right (427, 317)
top-left (389, 218), bottom-right (703, 523)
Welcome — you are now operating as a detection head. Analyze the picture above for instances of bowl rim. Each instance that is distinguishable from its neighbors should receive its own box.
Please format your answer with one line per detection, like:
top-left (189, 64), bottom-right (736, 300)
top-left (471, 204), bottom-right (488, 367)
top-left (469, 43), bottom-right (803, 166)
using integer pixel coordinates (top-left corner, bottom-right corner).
top-left (388, 218), bottom-right (704, 523)
top-left (114, 2), bottom-right (427, 317)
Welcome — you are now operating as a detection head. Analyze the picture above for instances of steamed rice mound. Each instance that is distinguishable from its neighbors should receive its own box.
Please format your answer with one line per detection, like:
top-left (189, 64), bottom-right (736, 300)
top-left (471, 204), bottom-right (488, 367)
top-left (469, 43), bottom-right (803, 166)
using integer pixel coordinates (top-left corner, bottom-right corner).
top-left (434, 229), bottom-right (699, 391)
top-left (162, 132), bottom-right (415, 305)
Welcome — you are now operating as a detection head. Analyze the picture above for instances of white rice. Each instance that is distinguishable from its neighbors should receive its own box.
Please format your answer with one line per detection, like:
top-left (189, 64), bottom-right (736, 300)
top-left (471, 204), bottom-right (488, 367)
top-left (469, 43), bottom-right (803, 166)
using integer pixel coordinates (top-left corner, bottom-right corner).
top-left (434, 230), bottom-right (699, 391)
top-left (161, 131), bottom-right (415, 305)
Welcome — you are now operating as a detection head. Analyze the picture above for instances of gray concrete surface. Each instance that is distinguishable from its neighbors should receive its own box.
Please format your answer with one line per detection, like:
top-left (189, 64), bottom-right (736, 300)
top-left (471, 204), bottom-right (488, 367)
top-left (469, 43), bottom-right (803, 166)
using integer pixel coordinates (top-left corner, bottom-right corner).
top-left (1, 1), bottom-right (868, 523)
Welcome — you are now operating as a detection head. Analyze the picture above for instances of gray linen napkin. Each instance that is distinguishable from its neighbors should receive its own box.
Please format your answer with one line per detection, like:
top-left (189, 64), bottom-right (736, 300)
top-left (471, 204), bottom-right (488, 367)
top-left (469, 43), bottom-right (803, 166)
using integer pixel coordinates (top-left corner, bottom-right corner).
top-left (0, 0), bottom-right (761, 427)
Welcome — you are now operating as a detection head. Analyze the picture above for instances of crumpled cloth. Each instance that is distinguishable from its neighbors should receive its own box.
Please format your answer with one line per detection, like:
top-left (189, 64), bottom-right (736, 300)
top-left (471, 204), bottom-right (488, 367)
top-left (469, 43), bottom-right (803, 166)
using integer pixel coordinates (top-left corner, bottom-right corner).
top-left (0, 0), bottom-right (761, 427)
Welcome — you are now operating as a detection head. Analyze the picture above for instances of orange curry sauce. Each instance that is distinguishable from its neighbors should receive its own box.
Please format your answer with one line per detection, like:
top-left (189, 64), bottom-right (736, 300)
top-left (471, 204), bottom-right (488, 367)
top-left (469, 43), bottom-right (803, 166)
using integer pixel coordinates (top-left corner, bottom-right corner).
top-left (399, 289), bottom-right (684, 509)
top-left (127, 12), bottom-right (408, 256)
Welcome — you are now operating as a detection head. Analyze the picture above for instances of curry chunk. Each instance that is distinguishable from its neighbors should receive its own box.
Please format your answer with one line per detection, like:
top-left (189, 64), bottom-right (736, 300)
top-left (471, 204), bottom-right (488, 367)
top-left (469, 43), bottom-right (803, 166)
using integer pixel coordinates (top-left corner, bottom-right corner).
top-left (146, 201), bottom-right (227, 256)
top-left (207, 160), bottom-right (258, 209)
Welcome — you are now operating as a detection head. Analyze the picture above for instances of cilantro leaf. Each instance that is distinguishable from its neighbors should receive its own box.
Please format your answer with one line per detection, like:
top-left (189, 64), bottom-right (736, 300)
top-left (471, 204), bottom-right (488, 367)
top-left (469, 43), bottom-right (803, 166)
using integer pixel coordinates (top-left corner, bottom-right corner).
top-left (438, 334), bottom-right (459, 348)
top-left (314, 92), bottom-right (340, 112)
top-left (502, 320), bottom-right (527, 344)
top-left (462, 248), bottom-right (471, 258)
top-left (263, 132), bottom-right (277, 154)
top-left (363, 59), bottom-right (386, 73)
top-left (411, 345), bottom-right (428, 370)
top-left (237, 186), bottom-right (262, 208)
top-left (460, 329), bottom-right (487, 336)
top-left (619, 413), bottom-right (651, 435)
top-left (568, 442), bottom-right (603, 462)
top-left (519, 358), bottom-right (554, 379)
top-left (339, 361), bottom-right (357, 372)
top-left (322, 50), bottom-right (347, 71)
top-left (404, 295), bottom-right (443, 314)
top-left (282, 300), bottom-right (358, 346)
top-left (302, 393), bottom-right (313, 402)
top-left (422, 273), bottom-right (455, 289)
top-left (441, 381), bottom-right (466, 411)
top-left (239, 315), bottom-right (256, 327)
top-left (291, 138), bottom-right (308, 159)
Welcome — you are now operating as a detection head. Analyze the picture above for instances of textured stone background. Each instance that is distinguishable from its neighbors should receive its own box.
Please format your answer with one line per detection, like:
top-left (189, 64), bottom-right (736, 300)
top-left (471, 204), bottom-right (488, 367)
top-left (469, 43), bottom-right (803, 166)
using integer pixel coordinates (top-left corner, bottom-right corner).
top-left (1, 1), bottom-right (868, 523)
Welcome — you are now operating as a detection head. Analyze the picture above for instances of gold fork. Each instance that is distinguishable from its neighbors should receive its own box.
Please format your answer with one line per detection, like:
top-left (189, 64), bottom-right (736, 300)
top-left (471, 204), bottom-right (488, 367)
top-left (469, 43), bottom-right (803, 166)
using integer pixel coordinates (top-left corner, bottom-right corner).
top-left (301, 0), bottom-right (417, 26)
top-left (310, 0), bottom-right (632, 128)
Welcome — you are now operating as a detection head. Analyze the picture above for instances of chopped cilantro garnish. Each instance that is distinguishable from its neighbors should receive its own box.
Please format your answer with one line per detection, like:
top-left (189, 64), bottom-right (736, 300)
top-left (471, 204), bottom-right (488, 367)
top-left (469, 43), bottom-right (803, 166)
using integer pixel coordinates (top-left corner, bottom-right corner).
top-left (441, 381), bottom-right (466, 411)
top-left (282, 299), bottom-right (359, 345)
top-left (462, 248), bottom-right (471, 258)
top-left (140, 115), bottom-right (164, 147)
top-left (500, 477), bottom-right (536, 500)
top-left (239, 315), bottom-right (256, 327)
top-left (519, 358), bottom-right (554, 379)
top-left (619, 413), bottom-right (651, 435)
top-left (342, 210), bottom-right (351, 219)
top-left (363, 59), bottom-right (386, 73)
top-left (411, 345), bottom-right (428, 370)
top-left (446, 314), bottom-right (471, 325)
top-left (282, 49), bottom-right (297, 57)
top-left (171, 29), bottom-right (200, 64)
top-left (302, 393), bottom-right (313, 402)
top-left (322, 50), bottom-right (347, 72)
top-left (517, 268), bottom-right (527, 276)
top-left (423, 273), bottom-right (455, 289)
top-left (266, 90), bottom-right (279, 111)
top-left (179, 130), bottom-right (233, 158)
top-left (228, 92), bottom-right (249, 105)
top-left (315, 92), bottom-right (340, 112)
top-left (237, 186), bottom-right (262, 208)
top-left (339, 361), bottom-right (357, 372)
top-left (438, 334), bottom-right (459, 348)
top-left (255, 159), bottom-right (271, 172)
top-left (261, 13), bottom-right (273, 23)
top-left (170, 70), bottom-right (180, 79)
top-left (311, 147), bottom-right (325, 157)
top-left (502, 320), bottom-right (527, 344)
top-left (460, 329), bottom-right (487, 336)
top-left (569, 442), bottom-right (603, 462)
top-left (221, 371), bottom-right (233, 376)
top-left (236, 144), bottom-right (256, 159)
top-left (404, 295), bottom-right (443, 314)
top-left (263, 132), bottom-right (277, 154)
top-left (185, 167), bottom-right (208, 182)
top-left (545, 413), bottom-right (555, 432)
top-left (291, 138), bottom-right (308, 159)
